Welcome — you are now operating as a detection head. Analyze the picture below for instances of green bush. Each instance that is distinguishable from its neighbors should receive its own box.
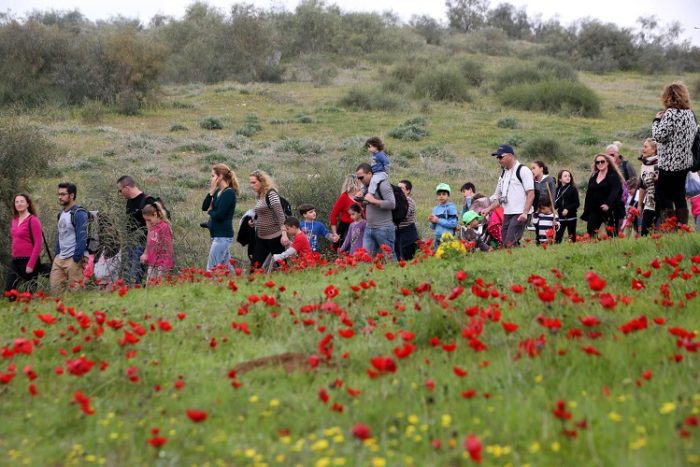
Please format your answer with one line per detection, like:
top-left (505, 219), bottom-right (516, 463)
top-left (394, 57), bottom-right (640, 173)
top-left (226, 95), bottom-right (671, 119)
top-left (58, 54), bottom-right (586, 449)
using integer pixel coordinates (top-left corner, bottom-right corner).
top-left (458, 58), bottom-right (486, 86)
top-left (414, 66), bottom-right (471, 102)
top-left (390, 61), bottom-right (423, 83)
top-left (200, 116), bottom-right (224, 130)
top-left (380, 77), bottom-right (410, 95)
top-left (115, 90), bottom-right (141, 116)
top-left (496, 116), bottom-right (518, 129)
top-left (520, 137), bottom-right (565, 160)
top-left (388, 117), bottom-right (429, 141)
top-left (176, 142), bottom-right (214, 153)
top-left (499, 80), bottom-right (602, 117)
top-left (295, 114), bottom-right (314, 124)
top-left (79, 100), bottom-right (106, 124)
top-left (276, 138), bottom-right (325, 156)
top-left (236, 114), bottom-right (262, 137)
top-left (169, 124), bottom-right (188, 132)
top-left (338, 87), bottom-right (403, 111)
top-left (506, 134), bottom-right (527, 147)
top-left (494, 58), bottom-right (577, 92)
top-left (419, 145), bottom-right (456, 163)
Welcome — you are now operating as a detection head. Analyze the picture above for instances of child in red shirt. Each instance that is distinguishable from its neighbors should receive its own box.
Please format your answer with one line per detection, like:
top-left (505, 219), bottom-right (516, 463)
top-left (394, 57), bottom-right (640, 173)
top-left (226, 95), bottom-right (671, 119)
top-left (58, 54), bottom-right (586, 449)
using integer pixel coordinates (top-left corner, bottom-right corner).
top-left (272, 217), bottom-right (311, 262)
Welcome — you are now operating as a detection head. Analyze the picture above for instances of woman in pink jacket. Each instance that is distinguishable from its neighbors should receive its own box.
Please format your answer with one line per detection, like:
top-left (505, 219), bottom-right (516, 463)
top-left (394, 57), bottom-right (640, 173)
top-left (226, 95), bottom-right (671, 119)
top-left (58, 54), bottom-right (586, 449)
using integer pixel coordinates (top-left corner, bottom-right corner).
top-left (5, 193), bottom-right (43, 294)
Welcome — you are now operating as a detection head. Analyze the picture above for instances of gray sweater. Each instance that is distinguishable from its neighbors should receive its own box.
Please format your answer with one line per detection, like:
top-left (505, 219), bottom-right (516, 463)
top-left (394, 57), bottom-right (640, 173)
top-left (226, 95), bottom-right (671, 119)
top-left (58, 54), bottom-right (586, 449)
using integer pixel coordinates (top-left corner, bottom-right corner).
top-left (366, 180), bottom-right (395, 228)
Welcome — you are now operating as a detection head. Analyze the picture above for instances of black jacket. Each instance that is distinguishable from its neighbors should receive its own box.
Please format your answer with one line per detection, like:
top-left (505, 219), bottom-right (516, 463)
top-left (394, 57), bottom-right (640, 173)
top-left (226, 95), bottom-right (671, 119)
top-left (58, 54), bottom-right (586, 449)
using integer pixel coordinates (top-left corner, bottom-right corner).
top-left (554, 184), bottom-right (580, 219)
top-left (581, 171), bottom-right (625, 222)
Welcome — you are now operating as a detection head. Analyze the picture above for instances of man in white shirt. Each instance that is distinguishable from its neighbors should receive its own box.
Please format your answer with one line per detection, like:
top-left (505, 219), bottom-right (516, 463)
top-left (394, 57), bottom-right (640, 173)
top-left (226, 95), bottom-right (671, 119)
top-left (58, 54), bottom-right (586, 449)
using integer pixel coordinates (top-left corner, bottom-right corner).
top-left (480, 144), bottom-right (535, 247)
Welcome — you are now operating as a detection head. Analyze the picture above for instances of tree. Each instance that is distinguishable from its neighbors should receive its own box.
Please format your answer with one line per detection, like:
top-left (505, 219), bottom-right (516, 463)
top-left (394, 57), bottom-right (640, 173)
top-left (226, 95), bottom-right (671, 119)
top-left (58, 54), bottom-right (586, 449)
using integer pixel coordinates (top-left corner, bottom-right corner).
top-left (410, 14), bottom-right (444, 45)
top-left (486, 3), bottom-right (531, 39)
top-left (445, 0), bottom-right (489, 33)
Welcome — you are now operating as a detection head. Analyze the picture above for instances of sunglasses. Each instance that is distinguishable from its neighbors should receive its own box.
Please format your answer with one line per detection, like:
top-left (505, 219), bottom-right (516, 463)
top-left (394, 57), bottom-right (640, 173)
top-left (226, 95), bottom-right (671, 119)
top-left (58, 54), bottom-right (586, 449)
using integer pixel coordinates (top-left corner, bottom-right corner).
top-left (595, 160), bottom-right (607, 165)
top-left (357, 175), bottom-right (365, 180)
top-left (496, 155), bottom-right (505, 160)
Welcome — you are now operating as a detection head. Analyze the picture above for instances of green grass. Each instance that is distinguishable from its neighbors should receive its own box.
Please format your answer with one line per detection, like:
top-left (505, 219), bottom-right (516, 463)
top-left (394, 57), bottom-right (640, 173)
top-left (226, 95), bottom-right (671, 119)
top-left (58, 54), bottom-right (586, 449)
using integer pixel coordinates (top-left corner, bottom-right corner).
top-left (1, 234), bottom-right (699, 465)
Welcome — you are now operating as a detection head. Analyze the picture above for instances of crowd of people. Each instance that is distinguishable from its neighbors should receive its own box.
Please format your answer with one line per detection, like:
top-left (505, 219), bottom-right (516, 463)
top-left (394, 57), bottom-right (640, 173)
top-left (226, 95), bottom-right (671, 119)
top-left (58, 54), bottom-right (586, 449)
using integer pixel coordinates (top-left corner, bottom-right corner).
top-left (5, 81), bottom-right (699, 296)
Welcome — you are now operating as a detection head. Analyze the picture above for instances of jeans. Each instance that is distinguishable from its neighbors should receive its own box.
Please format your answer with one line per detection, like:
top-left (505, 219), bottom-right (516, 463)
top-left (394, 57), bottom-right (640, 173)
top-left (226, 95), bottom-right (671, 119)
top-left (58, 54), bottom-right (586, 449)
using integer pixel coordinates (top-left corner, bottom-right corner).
top-left (207, 237), bottom-right (233, 272)
top-left (126, 246), bottom-right (145, 286)
top-left (363, 225), bottom-right (396, 259)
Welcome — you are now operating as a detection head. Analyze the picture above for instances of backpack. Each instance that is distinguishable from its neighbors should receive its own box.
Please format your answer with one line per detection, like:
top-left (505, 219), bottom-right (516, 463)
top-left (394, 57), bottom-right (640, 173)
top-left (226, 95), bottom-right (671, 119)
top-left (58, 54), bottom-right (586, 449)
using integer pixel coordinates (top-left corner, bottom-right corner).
top-left (377, 180), bottom-right (409, 225)
top-left (690, 114), bottom-right (700, 172)
top-left (140, 195), bottom-right (171, 220)
top-left (266, 189), bottom-right (293, 219)
top-left (501, 164), bottom-right (535, 205)
top-left (58, 206), bottom-right (100, 254)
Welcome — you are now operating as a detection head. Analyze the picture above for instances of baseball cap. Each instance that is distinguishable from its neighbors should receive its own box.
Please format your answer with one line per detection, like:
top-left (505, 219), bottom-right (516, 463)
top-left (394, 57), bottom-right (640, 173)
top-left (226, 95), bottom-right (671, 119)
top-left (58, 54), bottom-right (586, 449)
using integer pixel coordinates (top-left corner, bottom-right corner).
top-left (492, 144), bottom-right (515, 157)
top-left (462, 211), bottom-right (484, 224)
top-left (435, 182), bottom-right (451, 194)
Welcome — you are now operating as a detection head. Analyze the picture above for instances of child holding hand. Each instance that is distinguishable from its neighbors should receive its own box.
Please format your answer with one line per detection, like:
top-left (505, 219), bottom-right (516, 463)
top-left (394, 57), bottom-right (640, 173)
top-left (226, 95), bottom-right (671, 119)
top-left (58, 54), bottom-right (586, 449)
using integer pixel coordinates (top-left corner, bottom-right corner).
top-left (140, 202), bottom-right (174, 283)
top-left (339, 204), bottom-right (366, 254)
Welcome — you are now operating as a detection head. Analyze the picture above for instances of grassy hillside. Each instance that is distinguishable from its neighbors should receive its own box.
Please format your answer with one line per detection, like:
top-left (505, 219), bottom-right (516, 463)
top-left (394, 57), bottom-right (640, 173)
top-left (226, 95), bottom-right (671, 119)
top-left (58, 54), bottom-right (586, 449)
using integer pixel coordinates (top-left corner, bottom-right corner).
top-left (1, 233), bottom-right (698, 465)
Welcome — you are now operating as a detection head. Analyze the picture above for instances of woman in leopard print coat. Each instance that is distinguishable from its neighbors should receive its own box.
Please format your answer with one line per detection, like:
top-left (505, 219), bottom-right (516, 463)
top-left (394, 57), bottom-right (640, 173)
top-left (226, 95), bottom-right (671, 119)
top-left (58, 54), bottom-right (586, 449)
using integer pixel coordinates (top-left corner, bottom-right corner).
top-left (652, 81), bottom-right (696, 226)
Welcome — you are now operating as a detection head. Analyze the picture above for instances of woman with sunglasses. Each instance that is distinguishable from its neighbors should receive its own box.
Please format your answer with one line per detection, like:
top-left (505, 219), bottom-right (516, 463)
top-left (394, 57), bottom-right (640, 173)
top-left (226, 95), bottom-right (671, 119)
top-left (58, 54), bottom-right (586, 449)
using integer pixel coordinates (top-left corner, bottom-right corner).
top-left (581, 154), bottom-right (626, 237)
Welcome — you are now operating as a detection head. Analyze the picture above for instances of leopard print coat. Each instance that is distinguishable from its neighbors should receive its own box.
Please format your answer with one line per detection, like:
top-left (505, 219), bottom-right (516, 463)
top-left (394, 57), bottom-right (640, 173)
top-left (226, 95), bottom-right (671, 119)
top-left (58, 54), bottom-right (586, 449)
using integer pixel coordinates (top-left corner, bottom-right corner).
top-left (652, 108), bottom-right (696, 172)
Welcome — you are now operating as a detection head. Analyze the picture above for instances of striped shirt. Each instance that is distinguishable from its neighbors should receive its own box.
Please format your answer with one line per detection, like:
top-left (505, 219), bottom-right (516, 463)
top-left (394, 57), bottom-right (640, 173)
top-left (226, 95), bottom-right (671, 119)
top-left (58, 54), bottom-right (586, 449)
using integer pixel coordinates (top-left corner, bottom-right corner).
top-left (535, 213), bottom-right (555, 245)
top-left (254, 190), bottom-right (286, 239)
top-left (397, 196), bottom-right (416, 229)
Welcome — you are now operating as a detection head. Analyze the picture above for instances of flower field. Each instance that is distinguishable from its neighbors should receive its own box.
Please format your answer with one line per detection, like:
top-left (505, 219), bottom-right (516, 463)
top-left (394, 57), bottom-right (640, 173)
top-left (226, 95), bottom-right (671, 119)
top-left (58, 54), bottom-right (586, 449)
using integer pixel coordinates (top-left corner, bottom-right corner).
top-left (1, 234), bottom-right (699, 466)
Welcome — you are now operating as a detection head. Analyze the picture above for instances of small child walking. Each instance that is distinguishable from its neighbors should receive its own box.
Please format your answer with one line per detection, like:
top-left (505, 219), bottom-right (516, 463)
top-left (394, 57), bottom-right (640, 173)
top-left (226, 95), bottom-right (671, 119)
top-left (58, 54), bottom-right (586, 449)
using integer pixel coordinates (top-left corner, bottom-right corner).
top-left (459, 211), bottom-right (491, 252)
top-left (534, 198), bottom-right (557, 245)
top-left (298, 204), bottom-right (339, 252)
top-left (363, 136), bottom-right (390, 197)
top-left (339, 204), bottom-right (366, 254)
top-left (140, 202), bottom-right (174, 284)
top-left (429, 183), bottom-right (458, 248)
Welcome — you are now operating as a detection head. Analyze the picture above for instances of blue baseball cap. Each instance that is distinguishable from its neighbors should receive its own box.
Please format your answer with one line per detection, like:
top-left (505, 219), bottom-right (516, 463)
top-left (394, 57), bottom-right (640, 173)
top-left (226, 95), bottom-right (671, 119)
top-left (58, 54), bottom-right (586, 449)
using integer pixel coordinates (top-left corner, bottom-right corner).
top-left (492, 144), bottom-right (515, 157)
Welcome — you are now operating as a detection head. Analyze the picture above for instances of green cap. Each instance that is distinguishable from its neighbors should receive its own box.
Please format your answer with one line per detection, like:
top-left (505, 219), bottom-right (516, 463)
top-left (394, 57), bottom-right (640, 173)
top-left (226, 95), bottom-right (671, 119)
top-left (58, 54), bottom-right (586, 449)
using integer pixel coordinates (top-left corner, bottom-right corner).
top-left (435, 183), bottom-right (451, 194)
top-left (462, 211), bottom-right (484, 224)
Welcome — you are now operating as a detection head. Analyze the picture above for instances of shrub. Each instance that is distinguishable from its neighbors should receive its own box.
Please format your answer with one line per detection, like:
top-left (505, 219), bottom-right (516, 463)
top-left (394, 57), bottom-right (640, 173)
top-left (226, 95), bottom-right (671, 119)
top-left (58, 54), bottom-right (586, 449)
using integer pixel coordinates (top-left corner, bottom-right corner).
top-left (414, 66), bottom-right (471, 102)
top-left (390, 61), bottom-right (423, 83)
top-left (574, 132), bottom-right (601, 146)
top-left (496, 116), bottom-right (518, 129)
top-left (170, 101), bottom-right (196, 109)
top-left (388, 117), bottom-right (429, 141)
top-left (381, 77), bottom-right (410, 95)
top-left (169, 124), bottom-right (188, 132)
top-left (79, 100), bottom-right (106, 124)
top-left (338, 87), bottom-right (403, 111)
top-left (115, 90), bottom-right (141, 116)
top-left (506, 134), bottom-right (526, 147)
top-left (236, 114), bottom-right (262, 137)
top-left (499, 80), bottom-right (602, 118)
top-left (494, 58), bottom-right (577, 92)
top-left (269, 118), bottom-right (287, 125)
top-left (276, 138), bottom-right (325, 156)
top-left (459, 58), bottom-right (486, 86)
top-left (295, 114), bottom-right (314, 124)
top-left (177, 143), bottom-right (214, 153)
top-left (419, 145), bottom-right (456, 163)
top-left (200, 117), bottom-right (224, 130)
top-left (520, 137), bottom-right (565, 160)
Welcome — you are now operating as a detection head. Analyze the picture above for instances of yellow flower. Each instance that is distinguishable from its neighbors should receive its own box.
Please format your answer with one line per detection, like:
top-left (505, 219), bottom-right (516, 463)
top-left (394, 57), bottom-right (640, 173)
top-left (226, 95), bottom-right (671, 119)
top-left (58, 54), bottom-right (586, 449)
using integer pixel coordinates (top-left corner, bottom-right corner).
top-left (529, 442), bottom-right (540, 454)
top-left (660, 402), bottom-right (676, 414)
top-left (608, 412), bottom-right (623, 422)
top-left (332, 458), bottom-right (346, 465)
top-left (249, 395), bottom-right (259, 403)
top-left (408, 414), bottom-right (418, 424)
top-left (550, 442), bottom-right (560, 452)
top-left (534, 374), bottom-right (543, 384)
top-left (315, 458), bottom-right (330, 467)
top-left (269, 399), bottom-right (280, 407)
top-left (629, 438), bottom-right (647, 450)
top-left (311, 440), bottom-right (329, 452)
top-left (371, 458), bottom-right (386, 467)
top-left (441, 414), bottom-right (452, 428)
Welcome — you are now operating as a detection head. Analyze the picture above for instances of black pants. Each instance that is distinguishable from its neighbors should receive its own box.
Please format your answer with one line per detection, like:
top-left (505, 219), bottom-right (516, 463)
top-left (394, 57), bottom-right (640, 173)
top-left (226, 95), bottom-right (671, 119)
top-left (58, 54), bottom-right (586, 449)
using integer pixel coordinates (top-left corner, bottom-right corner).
top-left (333, 221), bottom-right (350, 250)
top-left (656, 168), bottom-right (689, 211)
top-left (395, 224), bottom-right (419, 260)
top-left (555, 219), bottom-right (577, 243)
top-left (640, 209), bottom-right (658, 236)
top-left (251, 236), bottom-right (285, 269)
top-left (586, 210), bottom-right (618, 237)
top-left (4, 257), bottom-right (39, 293)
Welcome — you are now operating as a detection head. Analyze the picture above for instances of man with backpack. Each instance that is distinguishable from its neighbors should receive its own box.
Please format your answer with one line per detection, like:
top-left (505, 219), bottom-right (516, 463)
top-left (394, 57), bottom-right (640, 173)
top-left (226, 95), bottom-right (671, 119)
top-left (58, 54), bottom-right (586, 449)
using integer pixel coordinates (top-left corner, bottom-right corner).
top-left (480, 144), bottom-right (535, 248)
top-left (117, 175), bottom-right (156, 285)
top-left (50, 182), bottom-right (88, 294)
top-left (356, 163), bottom-right (396, 258)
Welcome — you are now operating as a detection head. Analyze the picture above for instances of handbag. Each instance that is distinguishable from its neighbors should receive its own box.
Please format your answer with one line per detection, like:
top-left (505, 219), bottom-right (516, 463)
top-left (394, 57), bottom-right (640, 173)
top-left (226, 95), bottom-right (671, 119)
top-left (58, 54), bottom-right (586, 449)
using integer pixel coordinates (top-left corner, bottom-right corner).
top-left (686, 171), bottom-right (700, 197)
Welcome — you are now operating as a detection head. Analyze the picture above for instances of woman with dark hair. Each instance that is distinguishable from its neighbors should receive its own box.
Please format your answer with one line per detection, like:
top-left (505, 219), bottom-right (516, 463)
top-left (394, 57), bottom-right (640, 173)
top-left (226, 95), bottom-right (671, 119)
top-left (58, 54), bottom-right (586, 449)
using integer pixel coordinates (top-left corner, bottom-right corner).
top-left (554, 170), bottom-right (580, 243)
top-left (531, 160), bottom-right (556, 208)
top-left (395, 179), bottom-right (419, 260)
top-left (652, 81), bottom-right (696, 226)
top-left (581, 154), bottom-right (626, 237)
top-left (248, 170), bottom-right (289, 269)
top-left (329, 174), bottom-right (362, 251)
top-left (202, 163), bottom-right (239, 271)
top-left (5, 193), bottom-right (43, 293)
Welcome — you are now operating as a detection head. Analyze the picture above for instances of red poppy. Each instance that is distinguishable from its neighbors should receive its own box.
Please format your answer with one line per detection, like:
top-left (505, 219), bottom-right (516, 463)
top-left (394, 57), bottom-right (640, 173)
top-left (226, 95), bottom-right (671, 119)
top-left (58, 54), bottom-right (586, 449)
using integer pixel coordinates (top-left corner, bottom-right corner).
top-left (501, 322), bottom-right (518, 334)
top-left (12, 338), bottom-right (33, 355)
top-left (74, 390), bottom-right (96, 415)
top-left (456, 270), bottom-right (468, 282)
top-left (464, 434), bottom-right (482, 463)
top-left (552, 400), bottom-right (572, 420)
top-left (585, 271), bottom-right (607, 291)
top-left (599, 293), bottom-right (617, 309)
top-left (462, 389), bottom-right (477, 399)
top-left (511, 284), bottom-right (524, 294)
top-left (186, 409), bottom-right (208, 422)
top-left (579, 316), bottom-right (601, 327)
top-left (631, 279), bottom-right (645, 290)
top-left (453, 366), bottom-right (468, 377)
top-left (319, 387), bottom-right (329, 404)
top-left (581, 346), bottom-right (601, 356)
top-left (352, 423), bottom-right (372, 440)
top-left (370, 356), bottom-right (397, 374)
top-left (324, 285), bottom-right (339, 300)
top-left (37, 313), bottom-right (57, 325)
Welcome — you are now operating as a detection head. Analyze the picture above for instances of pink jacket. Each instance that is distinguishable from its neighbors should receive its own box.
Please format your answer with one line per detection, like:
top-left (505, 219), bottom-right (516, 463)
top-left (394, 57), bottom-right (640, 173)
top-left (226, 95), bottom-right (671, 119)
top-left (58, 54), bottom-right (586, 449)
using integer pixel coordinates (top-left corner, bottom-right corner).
top-left (145, 220), bottom-right (174, 270)
top-left (691, 194), bottom-right (700, 217)
top-left (11, 215), bottom-right (43, 269)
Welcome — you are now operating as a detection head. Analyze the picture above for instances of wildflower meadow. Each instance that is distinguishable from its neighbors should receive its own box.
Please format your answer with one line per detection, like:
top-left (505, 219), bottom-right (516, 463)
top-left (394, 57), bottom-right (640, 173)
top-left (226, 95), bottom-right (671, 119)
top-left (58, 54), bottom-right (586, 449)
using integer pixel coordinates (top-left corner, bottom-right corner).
top-left (1, 233), bottom-right (699, 466)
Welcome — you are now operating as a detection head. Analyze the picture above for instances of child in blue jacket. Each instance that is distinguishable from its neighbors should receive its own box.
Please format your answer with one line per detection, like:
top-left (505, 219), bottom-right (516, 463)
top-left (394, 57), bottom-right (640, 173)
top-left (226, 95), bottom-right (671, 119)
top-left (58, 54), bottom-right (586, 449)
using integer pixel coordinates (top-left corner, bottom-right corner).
top-left (429, 183), bottom-right (458, 248)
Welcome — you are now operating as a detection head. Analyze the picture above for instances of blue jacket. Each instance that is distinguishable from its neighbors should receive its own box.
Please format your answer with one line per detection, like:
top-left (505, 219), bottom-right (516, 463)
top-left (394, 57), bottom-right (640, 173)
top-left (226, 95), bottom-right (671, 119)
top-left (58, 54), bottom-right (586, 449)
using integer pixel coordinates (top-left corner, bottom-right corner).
top-left (430, 202), bottom-right (458, 241)
top-left (371, 151), bottom-right (390, 174)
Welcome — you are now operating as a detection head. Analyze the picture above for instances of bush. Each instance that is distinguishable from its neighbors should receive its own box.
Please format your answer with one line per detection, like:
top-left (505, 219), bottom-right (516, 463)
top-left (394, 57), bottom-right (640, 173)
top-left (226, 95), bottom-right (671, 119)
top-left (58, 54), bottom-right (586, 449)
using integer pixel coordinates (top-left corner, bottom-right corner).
top-left (79, 100), bottom-right (106, 124)
top-left (414, 66), bottom-right (471, 102)
top-left (115, 90), bottom-right (141, 116)
top-left (459, 58), bottom-right (486, 86)
top-left (520, 137), bottom-right (565, 160)
top-left (276, 138), bottom-right (325, 156)
top-left (494, 58), bottom-right (577, 92)
top-left (236, 114), bottom-right (262, 137)
top-left (499, 80), bottom-right (602, 118)
top-left (200, 116), bottom-right (224, 130)
top-left (390, 61), bottom-right (423, 83)
top-left (380, 77), bottom-right (410, 95)
top-left (295, 114), bottom-right (314, 124)
top-left (338, 87), bottom-right (403, 111)
top-left (169, 124), bottom-right (188, 132)
top-left (496, 116), bottom-right (518, 129)
top-left (388, 117), bottom-right (429, 141)
top-left (506, 134), bottom-right (527, 147)
top-left (419, 145), bottom-right (456, 163)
